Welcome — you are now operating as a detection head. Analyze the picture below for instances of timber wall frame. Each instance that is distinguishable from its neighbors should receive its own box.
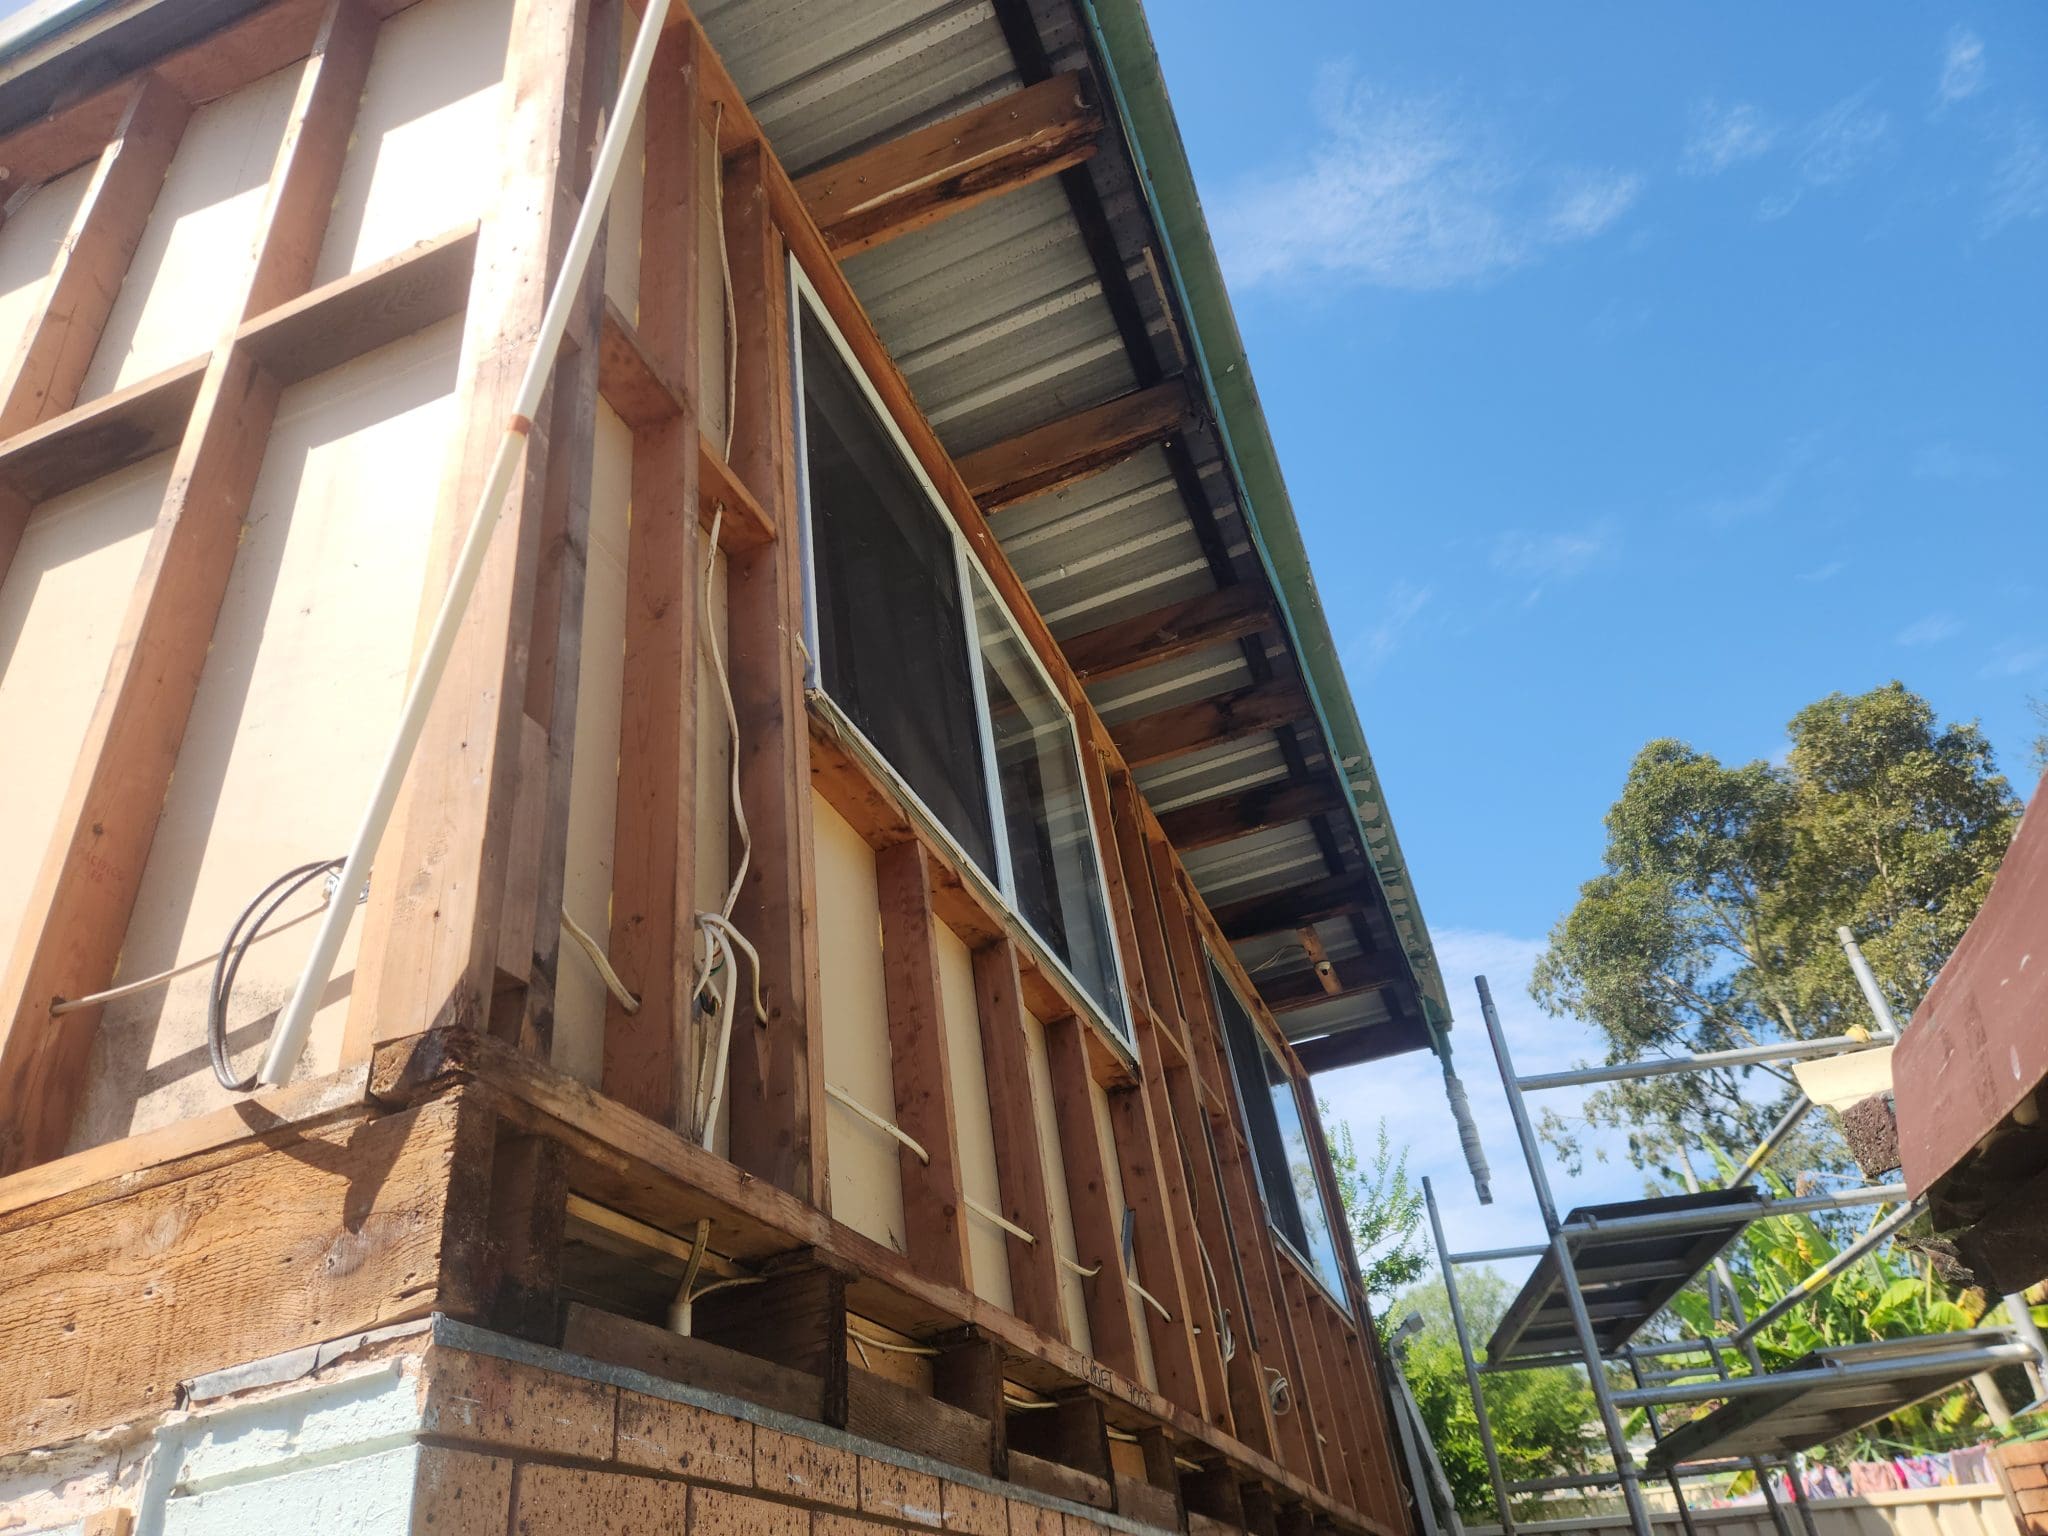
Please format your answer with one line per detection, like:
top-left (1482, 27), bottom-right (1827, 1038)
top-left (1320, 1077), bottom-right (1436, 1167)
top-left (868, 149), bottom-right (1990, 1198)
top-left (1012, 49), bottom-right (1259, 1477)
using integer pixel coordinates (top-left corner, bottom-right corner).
top-left (0, 2), bottom-right (1415, 1534)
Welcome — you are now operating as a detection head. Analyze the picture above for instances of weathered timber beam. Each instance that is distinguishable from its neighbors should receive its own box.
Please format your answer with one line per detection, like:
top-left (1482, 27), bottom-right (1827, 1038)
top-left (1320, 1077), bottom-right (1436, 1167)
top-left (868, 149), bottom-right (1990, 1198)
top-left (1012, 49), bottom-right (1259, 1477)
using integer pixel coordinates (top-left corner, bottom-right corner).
top-left (0, 74), bottom-right (187, 443)
top-left (1157, 781), bottom-right (1346, 854)
top-left (876, 840), bottom-right (974, 1292)
top-left (1111, 680), bottom-right (1308, 770)
top-left (1261, 958), bottom-right (1398, 1014)
top-left (0, 0), bottom-right (378, 1175)
top-left (796, 71), bottom-right (1102, 257)
top-left (1063, 584), bottom-right (1272, 684)
top-left (602, 27), bottom-right (700, 1129)
top-left (959, 380), bottom-right (1194, 513)
top-left (971, 940), bottom-right (1066, 1340)
top-left (1210, 875), bottom-right (1371, 945)
top-left (345, 0), bottom-right (580, 1062)
top-left (720, 141), bottom-right (826, 1202)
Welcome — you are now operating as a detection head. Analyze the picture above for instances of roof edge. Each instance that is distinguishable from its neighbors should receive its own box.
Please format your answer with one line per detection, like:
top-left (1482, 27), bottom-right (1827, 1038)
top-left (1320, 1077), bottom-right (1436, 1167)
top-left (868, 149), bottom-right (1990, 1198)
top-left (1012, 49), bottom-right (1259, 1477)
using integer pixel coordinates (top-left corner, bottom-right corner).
top-left (1081, 0), bottom-right (1453, 1044)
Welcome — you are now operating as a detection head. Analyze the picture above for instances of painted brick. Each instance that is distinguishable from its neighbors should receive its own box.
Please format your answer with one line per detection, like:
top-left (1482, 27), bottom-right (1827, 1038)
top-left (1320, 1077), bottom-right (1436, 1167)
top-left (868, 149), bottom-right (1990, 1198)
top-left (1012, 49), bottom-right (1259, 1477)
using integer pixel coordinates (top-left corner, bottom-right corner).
top-left (413, 1446), bottom-right (515, 1536)
top-left (1007, 1501), bottom-right (1062, 1536)
top-left (511, 1462), bottom-right (686, 1535)
top-left (860, 1459), bottom-right (943, 1527)
top-left (618, 1390), bottom-right (754, 1486)
top-left (691, 1485), bottom-right (809, 1536)
top-left (940, 1481), bottom-right (1005, 1536)
top-left (755, 1426), bottom-right (857, 1508)
top-left (422, 1350), bottom-right (617, 1461)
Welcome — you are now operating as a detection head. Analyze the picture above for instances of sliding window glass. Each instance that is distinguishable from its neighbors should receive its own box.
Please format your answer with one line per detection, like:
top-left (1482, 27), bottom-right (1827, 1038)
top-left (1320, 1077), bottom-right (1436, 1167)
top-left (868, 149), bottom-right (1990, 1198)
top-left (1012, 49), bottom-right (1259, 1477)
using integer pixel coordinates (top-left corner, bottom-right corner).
top-left (1210, 959), bottom-right (1348, 1304)
top-left (793, 276), bottom-right (1128, 1040)
top-left (797, 305), bottom-right (995, 871)
top-left (971, 573), bottom-right (1124, 1032)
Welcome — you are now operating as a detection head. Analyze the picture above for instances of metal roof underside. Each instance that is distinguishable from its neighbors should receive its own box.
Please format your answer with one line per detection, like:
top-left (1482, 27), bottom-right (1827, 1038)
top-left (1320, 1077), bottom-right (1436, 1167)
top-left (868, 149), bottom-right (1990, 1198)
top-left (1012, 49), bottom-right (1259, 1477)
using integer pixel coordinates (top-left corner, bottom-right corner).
top-left (701, 0), bottom-right (1437, 1066)
top-left (0, 0), bottom-right (1452, 1068)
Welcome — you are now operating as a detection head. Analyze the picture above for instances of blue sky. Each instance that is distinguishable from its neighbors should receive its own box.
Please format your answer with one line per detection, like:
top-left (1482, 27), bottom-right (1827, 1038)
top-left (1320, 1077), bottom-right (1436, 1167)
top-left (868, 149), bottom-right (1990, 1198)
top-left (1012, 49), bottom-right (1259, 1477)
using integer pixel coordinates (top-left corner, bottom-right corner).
top-left (1146, 5), bottom-right (2048, 1272)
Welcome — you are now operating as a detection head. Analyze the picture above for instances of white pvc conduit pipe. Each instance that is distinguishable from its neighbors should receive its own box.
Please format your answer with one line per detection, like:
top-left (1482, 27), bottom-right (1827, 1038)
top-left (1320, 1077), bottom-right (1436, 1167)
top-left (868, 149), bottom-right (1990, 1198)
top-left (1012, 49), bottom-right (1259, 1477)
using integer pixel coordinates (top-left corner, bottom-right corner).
top-left (258, 0), bottom-right (675, 1087)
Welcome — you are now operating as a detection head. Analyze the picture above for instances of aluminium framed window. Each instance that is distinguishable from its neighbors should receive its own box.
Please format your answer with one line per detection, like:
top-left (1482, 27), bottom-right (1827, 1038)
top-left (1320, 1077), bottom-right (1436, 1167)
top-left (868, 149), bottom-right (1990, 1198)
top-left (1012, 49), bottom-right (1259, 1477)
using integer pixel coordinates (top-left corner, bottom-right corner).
top-left (787, 261), bottom-right (1131, 1044)
top-left (1207, 955), bottom-right (1350, 1307)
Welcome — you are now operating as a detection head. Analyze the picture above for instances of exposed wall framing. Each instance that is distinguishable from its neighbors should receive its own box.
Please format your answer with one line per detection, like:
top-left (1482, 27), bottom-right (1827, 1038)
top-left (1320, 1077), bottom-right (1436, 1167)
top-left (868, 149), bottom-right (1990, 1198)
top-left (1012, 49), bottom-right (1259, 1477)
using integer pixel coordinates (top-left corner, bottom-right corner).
top-left (0, 1), bottom-right (1416, 1532)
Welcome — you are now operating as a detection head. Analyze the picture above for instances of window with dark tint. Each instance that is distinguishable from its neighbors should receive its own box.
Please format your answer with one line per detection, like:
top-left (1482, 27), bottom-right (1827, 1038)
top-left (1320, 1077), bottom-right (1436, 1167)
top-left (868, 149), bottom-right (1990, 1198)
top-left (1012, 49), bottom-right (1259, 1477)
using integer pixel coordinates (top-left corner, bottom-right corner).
top-left (1210, 959), bottom-right (1349, 1303)
top-left (800, 308), bottom-right (994, 871)
top-left (972, 572), bottom-right (1125, 1031)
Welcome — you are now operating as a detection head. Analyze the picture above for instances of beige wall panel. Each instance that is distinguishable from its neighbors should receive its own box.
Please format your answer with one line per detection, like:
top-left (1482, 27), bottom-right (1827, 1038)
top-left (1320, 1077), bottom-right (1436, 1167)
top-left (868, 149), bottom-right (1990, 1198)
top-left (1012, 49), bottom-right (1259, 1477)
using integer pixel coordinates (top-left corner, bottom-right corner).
top-left (937, 924), bottom-right (1013, 1313)
top-left (1092, 1076), bottom-right (1158, 1390)
top-left (82, 66), bottom-right (299, 397)
top-left (315, 0), bottom-right (512, 285)
top-left (72, 318), bottom-right (462, 1150)
top-left (0, 456), bottom-right (169, 956)
top-left (814, 791), bottom-right (906, 1251)
top-left (0, 164), bottom-right (92, 383)
top-left (697, 128), bottom-right (729, 454)
top-left (694, 545), bottom-right (732, 1157)
top-left (1024, 1007), bottom-right (1091, 1355)
top-left (554, 401), bottom-right (633, 1087)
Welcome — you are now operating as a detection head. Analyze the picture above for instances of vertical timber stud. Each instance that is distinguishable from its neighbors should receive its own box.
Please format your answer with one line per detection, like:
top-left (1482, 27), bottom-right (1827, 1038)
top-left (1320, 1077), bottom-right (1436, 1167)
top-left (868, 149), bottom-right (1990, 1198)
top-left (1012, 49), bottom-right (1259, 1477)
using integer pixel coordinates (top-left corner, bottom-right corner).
top-left (511, 0), bottom-right (620, 1058)
top-left (971, 938), bottom-right (1065, 1337)
top-left (346, 0), bottom-right (585, 1060)
top-left (1278, 1266), bottom-right (1346, 1506)
top-left (0, 75), bottom-right (188, 440)
top-left (1042, 1013), bottom-right (1140, 1379)
top-left (603, 27), bottom-right (701, 1125)
top-left (720, 141), bottom-right (824, 1202)
top-left (0, 0), bottom-right (377, 1173)
top-left (1106, 1060), bottom-right (1207, 1420)
top-left (876, 840), bottom-right (973, 1292)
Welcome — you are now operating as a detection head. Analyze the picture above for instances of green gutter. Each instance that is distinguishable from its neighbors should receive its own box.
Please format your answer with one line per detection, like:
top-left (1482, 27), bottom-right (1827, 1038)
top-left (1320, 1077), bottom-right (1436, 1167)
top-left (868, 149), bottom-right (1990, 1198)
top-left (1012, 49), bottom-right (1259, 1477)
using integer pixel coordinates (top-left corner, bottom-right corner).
top-left (1082, 0), bottom-right (1454, 1048)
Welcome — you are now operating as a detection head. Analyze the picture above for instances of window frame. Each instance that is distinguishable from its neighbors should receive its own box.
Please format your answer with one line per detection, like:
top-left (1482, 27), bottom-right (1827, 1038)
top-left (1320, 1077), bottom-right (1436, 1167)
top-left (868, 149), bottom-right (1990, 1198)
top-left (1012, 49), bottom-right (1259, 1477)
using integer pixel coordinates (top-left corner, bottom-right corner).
top-left (1206, 953), bottom-right (1353, 1313)
top-left (788, 259), bottom-right (1134, 1048)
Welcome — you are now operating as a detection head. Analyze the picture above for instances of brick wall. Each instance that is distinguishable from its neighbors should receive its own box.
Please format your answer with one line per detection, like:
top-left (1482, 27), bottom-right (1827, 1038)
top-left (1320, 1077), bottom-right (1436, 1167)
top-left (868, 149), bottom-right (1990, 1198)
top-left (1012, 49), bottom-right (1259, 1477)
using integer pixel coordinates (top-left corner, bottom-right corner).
top-left (412, 1337), bottom-right (1172, 1536)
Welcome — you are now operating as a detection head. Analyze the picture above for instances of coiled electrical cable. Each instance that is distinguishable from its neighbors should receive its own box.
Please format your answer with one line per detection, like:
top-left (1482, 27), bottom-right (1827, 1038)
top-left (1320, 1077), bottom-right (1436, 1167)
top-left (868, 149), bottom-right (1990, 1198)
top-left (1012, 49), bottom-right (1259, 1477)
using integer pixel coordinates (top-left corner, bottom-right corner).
top-left (208, 858), bottom-right (344, 1092)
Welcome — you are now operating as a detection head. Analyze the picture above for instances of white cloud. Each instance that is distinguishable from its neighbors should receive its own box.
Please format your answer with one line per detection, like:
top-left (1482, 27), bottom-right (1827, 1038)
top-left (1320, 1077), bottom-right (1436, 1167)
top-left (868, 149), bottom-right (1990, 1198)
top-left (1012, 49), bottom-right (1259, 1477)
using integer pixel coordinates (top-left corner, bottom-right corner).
top-left (1351, 581), bottom-right (1434, 675)
top-left (1896, 612), bottom-right (1962, 647)
top-left (1984, 118), bottom-right (2048, 237)
top-left (1314, 928), bottom-right (1644, 1264)
top-left (1936, 28), bottom-right (1987, 109)
top-left (1983, 640), bottom-right (2048, 679)
top-left (1684, 100), bottom-right (1777, 175)
top-left (1798, 560), bottom-right (1845, 583)
top-left (1702, 466), bottom-right (1794, 525)
top-left (1489, 525), bottom-right (1617, 606)
top-left (1216, 63), bottom-right (1642, 291)
top-left (1913, 441), bottom-right (2004, 481)
top-left (1797, 89), bottom-right (1891, 186)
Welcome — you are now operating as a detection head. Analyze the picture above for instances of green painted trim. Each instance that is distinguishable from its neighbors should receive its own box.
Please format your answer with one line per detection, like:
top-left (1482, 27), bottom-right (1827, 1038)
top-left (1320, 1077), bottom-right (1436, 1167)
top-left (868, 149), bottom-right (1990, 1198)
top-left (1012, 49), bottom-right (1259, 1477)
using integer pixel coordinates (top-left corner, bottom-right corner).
top-left (1083, 0), bottom-right (1452, 1046)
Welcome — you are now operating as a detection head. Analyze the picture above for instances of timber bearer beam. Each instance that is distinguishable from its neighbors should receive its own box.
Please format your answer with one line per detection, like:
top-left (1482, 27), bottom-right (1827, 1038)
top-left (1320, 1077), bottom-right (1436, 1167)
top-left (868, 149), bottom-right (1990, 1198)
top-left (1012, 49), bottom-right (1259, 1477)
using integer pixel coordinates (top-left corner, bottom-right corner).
top-left (1210, 875), bottom-right (1371, 945)
top-left (1157, 780), bottom-right (1346, 854)
top-left (1062, 584), bottom-right (1271, 683)
top-left (1110, 679), bottom-right (1307, 770)
top-left (796, 71), bottom-right (1103, 257)
top-left (1262, 957), bottom-right (1399, 1014)
top-left (960, 378), bottom-right (1195, 512)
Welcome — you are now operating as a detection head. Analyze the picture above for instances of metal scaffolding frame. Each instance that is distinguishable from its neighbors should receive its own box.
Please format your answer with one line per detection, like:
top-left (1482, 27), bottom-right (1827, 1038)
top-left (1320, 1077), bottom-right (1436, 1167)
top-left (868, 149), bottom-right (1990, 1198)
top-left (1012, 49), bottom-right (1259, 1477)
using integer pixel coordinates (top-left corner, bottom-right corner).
top-left (1422, 932), bottom-right (2045, 1536)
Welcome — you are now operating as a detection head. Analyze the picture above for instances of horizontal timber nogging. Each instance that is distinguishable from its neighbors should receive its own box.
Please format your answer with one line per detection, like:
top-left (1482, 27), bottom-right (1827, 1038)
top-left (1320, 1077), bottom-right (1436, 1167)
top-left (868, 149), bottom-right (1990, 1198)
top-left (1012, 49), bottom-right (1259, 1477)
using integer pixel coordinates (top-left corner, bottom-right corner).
top-left (0, 0), bottom-right (1425, 1532)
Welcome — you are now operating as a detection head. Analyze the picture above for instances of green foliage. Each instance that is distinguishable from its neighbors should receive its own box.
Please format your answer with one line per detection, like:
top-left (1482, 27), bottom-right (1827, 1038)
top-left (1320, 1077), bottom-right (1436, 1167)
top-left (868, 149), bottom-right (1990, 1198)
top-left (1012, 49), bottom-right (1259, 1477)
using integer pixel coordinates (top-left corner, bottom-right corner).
top-left (1389, 1272), bottom-right (1599, 1516)
top-left (2030, 695), bottom-right (2047, 778)
top-left (1534, 682), bottom-right (2020, 1168)
top-left (1322, 1108), bottom-right (1428, 1303)
top-left (1654, 1172), bottom-right (2003, 1461)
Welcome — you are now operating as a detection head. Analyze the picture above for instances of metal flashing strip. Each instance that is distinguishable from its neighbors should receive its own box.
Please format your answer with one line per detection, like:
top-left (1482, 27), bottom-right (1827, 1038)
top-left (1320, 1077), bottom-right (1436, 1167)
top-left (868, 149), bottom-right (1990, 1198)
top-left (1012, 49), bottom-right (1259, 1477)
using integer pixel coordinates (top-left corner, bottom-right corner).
top-left (429, 1315), bottom-right (1180, 1536)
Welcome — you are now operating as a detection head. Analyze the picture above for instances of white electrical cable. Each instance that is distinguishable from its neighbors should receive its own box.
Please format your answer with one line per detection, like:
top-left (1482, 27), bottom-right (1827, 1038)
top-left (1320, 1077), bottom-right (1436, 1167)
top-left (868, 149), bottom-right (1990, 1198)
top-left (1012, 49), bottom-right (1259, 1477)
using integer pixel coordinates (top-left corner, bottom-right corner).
top-left (847, 1322), bottom-right (940, 1356)
top-left (965, 1196), bottom-right (1037, 1245)
top-left (1058, 1252), bottom-right (1104, 1279)
top-left (1195, 1239), bottom-right (1236, 1363)
top-left (826, 1081), bottom-right (930, 1162)
top-left (561, 910), bottom-right (640, 1014)
top-left (52, 897), bottom-right (330, 1016)
top-left (257, 0), bottom-right (677, 1088)
top-left (686, 98), bottom-right (766, 1152)
top-left (1127, 1274), bottom-right (1174, 1324)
